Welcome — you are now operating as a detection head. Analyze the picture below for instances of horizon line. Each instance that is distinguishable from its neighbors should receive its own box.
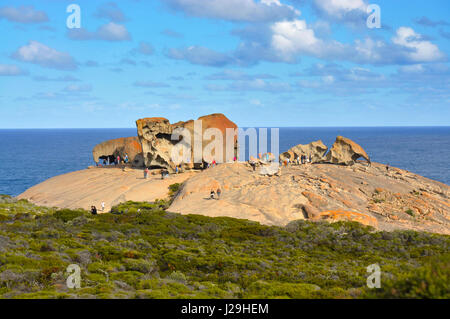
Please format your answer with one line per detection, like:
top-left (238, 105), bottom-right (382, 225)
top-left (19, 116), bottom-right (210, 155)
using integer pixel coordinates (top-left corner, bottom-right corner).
top-left (1, 125), bottom-right (450, 130)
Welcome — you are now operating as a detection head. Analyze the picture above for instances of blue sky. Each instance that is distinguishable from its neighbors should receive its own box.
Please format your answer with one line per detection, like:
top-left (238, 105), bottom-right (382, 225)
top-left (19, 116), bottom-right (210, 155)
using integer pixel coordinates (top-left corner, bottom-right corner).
top-left (0, 0), bottom-right (449, 128)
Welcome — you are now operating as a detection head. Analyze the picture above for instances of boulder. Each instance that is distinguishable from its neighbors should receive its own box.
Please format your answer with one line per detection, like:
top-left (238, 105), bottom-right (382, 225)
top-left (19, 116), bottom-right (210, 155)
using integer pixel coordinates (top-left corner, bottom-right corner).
top-left (136, 113), bottom-right (238, 172)
top-left (324, 136), bottom-right (370, 165)
top-left (280, 140), bottom-right (328, 163)
top-left (92, 136), bottom-right (143, 167)
top-left (136, 117), bottom-right (177, 170)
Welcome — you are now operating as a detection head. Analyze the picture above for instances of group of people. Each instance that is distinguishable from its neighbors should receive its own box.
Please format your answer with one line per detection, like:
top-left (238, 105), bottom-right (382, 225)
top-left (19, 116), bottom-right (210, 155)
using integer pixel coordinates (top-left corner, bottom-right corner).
top-left (99, 154), bottom-right (129, 167)
top-left (210, 188), bottom-right (222, 200)
top-left (281, 154), bottom-right (312, 167)
top-left (90, 201), bottom-right (105, 215)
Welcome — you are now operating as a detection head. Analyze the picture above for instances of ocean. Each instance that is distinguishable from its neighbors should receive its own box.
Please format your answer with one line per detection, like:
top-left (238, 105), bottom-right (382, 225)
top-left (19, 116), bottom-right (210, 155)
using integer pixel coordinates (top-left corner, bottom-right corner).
top-left (0, 127), bottom-right (449, 197)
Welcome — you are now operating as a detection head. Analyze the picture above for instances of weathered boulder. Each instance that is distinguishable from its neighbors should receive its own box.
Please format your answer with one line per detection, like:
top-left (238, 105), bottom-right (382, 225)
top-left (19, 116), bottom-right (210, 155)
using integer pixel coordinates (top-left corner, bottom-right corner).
top-left (135, 117), bottom-right (177, 170)
top-left (324, 136), bottom-right (370, 165)
top-left (136, 113), bottom-right (238, 172)
top-left (280, 140), bottom-right (328, 163)
top-left (92, 136), bottom-right (143, 167)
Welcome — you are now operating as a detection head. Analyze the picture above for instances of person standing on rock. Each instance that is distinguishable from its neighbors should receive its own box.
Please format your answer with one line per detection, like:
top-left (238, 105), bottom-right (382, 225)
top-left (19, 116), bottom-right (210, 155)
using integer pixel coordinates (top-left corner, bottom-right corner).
top-left (386, 163), bottom-right (390, 172)
top-left (210, 190), bottom-right (215, 200)
top-left (101, 201), bottom-right (105, 212)
top-left (216, 188), bottom-right (221, 199)
top-left (144, 167), bottom-right (149, 179)
top-left (91, 206), bottom-right (97, 215)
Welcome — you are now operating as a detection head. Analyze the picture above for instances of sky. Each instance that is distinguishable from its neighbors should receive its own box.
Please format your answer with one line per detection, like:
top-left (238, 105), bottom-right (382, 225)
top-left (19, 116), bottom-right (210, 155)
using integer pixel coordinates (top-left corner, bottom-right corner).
top-left (0, 0), bottom-right (449, 128)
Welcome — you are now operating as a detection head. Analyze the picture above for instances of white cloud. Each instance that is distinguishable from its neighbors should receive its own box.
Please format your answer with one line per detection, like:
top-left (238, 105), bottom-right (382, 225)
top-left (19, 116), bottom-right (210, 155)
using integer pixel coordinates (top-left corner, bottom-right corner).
top-left (0, 64), bottom-right (27, 76)
top-left (392, 27), bottom-right (445, 62)
top-left (0, 5), bottom-right (48, 23)
top-left (67, 22), bottom-right (131, 41)
top-left (268, 21), bottom-right (445, 65)
top-left (134, 42), bottom-right (154, 55)
top-left (271, 20), bottom-right (322, 59)
top-left (162, 0), bottom-right (299, 22)
top-left (12, 41), bottom-right (77, 70)
top-left (95, 2), bottom-right (126, 22)
top-left (313, 0), bottom-right (367, 21)
top-left (63, 84), bottom-right (92, 93)
top-left (167, 46), bottom-right (234, 67)
top-left (97, 22), bottom-right (131, 41)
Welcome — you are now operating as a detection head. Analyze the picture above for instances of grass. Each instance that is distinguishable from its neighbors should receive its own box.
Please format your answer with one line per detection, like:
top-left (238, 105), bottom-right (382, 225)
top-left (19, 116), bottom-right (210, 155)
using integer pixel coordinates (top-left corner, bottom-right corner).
top-left (0, 195), bottom-right (448, 299)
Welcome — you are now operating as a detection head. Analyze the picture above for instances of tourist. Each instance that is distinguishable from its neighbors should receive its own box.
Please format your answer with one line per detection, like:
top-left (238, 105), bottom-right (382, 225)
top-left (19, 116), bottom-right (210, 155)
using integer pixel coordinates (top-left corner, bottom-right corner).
top-left (309, 155), bottom-right (312, 163)
top-left (102, 159), bottom-right (107, 166)
top-left (175, 165), bottom-right (179, 174)
top-left (91, 206), bottom-right (97, 215)
top-left (216, 188), bottom-right (221, 199)
top-left (101, 201), bottom-right (105, 212)
top-left (210, 190), bottom-right (215, 200)
top-left (144, 167), bottom-right (149, 179)
top-left (386, 164), bottom-right (390, 172)
top-left (124, 154), bottom-right (129, 164)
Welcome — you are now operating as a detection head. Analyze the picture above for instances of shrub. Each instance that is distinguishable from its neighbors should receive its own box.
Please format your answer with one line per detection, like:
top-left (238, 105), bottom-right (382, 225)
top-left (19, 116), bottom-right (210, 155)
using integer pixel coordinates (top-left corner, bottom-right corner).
top-left (54, 209), bottom-right (86, 222)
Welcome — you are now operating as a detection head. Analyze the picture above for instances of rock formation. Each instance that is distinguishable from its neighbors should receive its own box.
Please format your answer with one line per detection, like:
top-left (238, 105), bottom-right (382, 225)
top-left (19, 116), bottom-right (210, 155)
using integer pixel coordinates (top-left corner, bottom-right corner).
top-left (280, 140), bottom-right (328, 163)
top-left (324, 136), bottom-right (371, 165)
top-left (92, 136), bottom-right (144, 167)
top-left (279, 136), bottom-right (370, 166)
top-left (168, 162), bottom-right (449, 234)
top-left (136, 113), bottom-right (238, 172)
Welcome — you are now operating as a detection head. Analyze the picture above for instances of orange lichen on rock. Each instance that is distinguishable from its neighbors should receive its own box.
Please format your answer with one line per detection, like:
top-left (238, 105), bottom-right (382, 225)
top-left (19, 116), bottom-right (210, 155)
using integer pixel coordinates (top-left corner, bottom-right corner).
top-left (302, 191), bottom-right (328, 209)
top-left (315, 210), bottom-right (378, 227)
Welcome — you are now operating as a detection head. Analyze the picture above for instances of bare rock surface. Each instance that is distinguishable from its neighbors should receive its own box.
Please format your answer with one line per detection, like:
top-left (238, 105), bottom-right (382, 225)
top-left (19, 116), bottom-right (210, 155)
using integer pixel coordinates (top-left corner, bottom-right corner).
top-left (17, 168), bottom-right (196, 213)
top-left (17, 162), bottom-right (449, 234)
top-left (170, 162), bottom-right (449, 234)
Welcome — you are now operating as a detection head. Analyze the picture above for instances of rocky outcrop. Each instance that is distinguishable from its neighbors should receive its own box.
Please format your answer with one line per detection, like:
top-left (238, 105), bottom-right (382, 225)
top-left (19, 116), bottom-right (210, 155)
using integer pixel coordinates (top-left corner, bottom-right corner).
top-left (135, 117), bottom-right (177, 170)
top-left (280, 140), bottom-right (328, 163)
top-left (136, 113), bottom-right (238, 172)
top-left (168, 162), bottom-right (449, 234)
top-left (280, 137), bottom-right (370, 166)
top-left (324, 136), bottom-right (371, 165)
top-left (92, 137), bottom-right (143, 167)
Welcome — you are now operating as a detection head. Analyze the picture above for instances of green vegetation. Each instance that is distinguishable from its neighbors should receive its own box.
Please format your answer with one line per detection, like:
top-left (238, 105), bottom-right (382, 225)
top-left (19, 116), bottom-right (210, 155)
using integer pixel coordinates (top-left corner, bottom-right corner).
top-left (0, 196), bottom-right (448, 299)
top-left (405, 209), bottom-right (415, 217)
